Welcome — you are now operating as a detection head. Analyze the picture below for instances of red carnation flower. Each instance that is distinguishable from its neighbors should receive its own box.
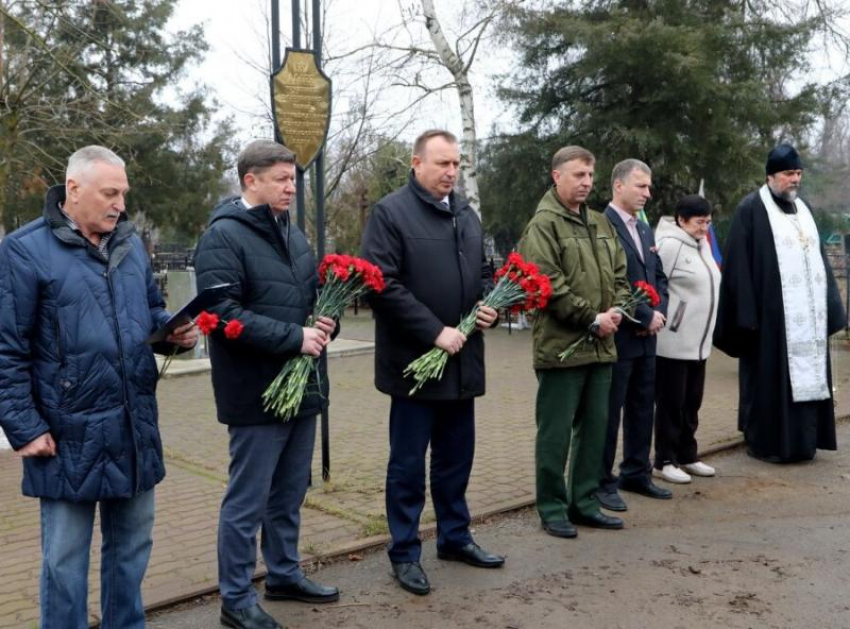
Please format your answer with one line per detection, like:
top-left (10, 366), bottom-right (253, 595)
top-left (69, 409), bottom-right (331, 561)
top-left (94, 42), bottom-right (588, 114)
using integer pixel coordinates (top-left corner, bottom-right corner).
top-left (333, 265), bottom-right (352, 281)
top-left (263, 254), bottom-right (385, 420)
top-left (224, 319), bottom-right (245, 339)
top-left (634, 280), bottom-right (661, 307)
top-left (404, 251), bottom-right (550, 395)
top-left (196, 311), bottom-right (220, 335)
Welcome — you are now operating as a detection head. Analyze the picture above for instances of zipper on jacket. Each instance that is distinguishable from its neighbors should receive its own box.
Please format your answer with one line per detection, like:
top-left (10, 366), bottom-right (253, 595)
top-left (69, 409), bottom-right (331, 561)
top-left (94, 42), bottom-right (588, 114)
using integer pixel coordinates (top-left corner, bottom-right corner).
top-left (273, 214), bottom-right (310, 315)
top-left (54, 316), bottom-right (66, 366)
top-left (696, 246), bottom-right (716, 361)
top-left (585, 216), bottom-right (607, 360)
top-left (277, 217), bottom-right (310, 314)
top-left (452, 212), bottom-right (466, 397)
top-left (54, 316), bottom-right (71, 407)
top-left (105, 267), bottom-right (141, 492)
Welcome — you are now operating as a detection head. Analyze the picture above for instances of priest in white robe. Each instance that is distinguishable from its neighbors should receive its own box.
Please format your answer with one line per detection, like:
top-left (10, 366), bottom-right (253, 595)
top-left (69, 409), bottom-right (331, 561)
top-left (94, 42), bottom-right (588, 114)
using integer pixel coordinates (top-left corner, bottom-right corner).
top-left (714, 144), bottom-right (847, 463)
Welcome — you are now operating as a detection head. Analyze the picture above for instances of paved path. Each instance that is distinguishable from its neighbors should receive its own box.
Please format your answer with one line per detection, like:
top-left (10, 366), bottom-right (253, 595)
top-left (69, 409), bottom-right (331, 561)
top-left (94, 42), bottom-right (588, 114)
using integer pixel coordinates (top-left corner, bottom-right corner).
top-left (0, 313), bottom-right (847, 627)
top-left (148, 422), bottom-right (850, 629)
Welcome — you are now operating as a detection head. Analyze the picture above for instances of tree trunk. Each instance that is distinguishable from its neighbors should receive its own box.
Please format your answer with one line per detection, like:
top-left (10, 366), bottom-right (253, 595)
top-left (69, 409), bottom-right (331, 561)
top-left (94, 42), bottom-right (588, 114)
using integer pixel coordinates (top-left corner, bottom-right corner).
top-left (421, 0), bottom-right (481, 220)
top-left (0, 3), bottom-right (5, 79)
top-left (0, 110), bottom-right (18, 236)
top-left (0, 162), bottom-right (7, 237)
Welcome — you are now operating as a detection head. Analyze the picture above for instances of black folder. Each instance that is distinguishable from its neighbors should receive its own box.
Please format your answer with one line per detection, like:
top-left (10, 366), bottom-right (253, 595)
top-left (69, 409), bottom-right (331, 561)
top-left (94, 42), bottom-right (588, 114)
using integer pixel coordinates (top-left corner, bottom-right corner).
top-left (146, 282), bottom-right (237, 344)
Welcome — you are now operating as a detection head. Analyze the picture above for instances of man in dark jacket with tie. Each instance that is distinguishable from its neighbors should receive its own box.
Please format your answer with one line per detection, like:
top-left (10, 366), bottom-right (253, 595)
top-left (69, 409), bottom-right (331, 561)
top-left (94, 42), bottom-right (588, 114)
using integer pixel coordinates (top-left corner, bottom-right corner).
top-left (0, 145), bottom-right (197, 629)
top-left (194, 140), bottom-right (339, 629)
top-left (360, 129), bottom-right (504, 597)
top-left (597, 159), bottom-right (671, 513)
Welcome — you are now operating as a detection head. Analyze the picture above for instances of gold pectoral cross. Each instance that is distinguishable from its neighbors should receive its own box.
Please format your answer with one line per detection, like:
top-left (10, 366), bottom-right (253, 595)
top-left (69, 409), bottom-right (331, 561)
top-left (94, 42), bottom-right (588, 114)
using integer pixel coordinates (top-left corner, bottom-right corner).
top-left (787, 215), bottom-right (810, 251)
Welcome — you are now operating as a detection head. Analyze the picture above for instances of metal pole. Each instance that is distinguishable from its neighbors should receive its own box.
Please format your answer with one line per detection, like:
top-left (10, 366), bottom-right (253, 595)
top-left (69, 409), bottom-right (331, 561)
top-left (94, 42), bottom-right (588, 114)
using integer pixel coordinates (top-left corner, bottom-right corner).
top-left (270, 0), bottom-right (281, 145)
top-left (845, 251), bottom-right (849, 333)
top-left (313, 2), bottom-right (325, 261)
top-left (844, 236), bottom-right (850, 333)
top-left (312, 0), bottom-right (330, 482)
top-left (289, 0), bottom-right (305, 231)
top-left (271, 0), bottom-right (280, 71)
top-left (291, 0), bottom-right (301, 46)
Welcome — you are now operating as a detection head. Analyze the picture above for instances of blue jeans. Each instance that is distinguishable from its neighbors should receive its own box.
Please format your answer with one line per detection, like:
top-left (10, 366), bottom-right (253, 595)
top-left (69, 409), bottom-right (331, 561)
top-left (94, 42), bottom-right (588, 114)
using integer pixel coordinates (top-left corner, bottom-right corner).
top-left (39, 490), bottom-right (155, 629)
top-left (218, 417), bottom-right (316, 610)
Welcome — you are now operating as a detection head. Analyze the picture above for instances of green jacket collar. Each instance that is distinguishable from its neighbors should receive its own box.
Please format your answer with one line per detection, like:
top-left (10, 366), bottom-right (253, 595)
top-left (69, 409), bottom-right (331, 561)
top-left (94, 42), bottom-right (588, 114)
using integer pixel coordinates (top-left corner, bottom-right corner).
top-left (536, 187), bottom-right (588, 224)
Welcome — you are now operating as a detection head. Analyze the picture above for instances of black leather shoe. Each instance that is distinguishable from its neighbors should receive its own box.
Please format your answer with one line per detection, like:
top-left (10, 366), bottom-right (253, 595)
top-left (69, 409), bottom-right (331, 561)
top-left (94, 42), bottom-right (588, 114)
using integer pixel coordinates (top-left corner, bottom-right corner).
top-left (391, 561), bottom-right (431, 595)
top-left (264, 577), bottom-right (339, 604)
top-left (437, 542), bottom-right (505, 568)
top-left (619, 479), bottom-right (673, 499)
top-left (220, 603), bottom-right (282, 629)
top-left (541, 520), bottom-right (578, 538)
top-left (571, 512), bottom-right (624, 530)
top-left (595, 490), bottom-right (628, 512)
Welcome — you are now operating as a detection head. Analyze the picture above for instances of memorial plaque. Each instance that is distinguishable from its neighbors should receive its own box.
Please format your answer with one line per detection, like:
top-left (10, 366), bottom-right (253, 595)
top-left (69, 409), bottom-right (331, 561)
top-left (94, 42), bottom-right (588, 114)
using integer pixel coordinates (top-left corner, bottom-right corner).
top-left (272, 49), bottom-right (332, 170)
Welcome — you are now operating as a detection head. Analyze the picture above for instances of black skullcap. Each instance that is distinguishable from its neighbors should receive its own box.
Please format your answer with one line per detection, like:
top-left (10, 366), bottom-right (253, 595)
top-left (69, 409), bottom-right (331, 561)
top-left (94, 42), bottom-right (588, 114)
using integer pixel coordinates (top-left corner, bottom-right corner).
top-left (675, 194), bottom-right (711, 221)
top-left (766, 144), bottom-right (803, 175)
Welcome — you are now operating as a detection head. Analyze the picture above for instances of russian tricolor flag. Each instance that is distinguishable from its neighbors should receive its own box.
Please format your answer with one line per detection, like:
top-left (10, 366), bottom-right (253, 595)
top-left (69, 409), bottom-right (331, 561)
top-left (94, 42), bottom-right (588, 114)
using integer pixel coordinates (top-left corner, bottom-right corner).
top-left (705, 224), bottom-right (723, 269)
top-left (698, 179), bottom-right (722, 270)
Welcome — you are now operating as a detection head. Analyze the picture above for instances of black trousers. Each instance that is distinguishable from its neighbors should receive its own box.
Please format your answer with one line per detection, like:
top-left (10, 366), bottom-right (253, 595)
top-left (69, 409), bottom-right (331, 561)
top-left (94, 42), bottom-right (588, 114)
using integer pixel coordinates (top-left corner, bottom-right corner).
top-left (600, 355), bottom-right (655, 492)
top-left (653, 356), bottom-right (707, 469)
top-left (385, 397), bottom-right (475, 563)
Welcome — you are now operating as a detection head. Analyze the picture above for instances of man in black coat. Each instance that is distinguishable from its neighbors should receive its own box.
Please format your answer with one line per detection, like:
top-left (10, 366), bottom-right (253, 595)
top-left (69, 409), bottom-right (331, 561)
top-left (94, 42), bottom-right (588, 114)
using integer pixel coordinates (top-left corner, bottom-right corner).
top-left (194, 141), bottom-right (338, 629)
top-left (597, 159), bottom-right (671, 513)
top-left (361, 129), bottom-right (504, 596)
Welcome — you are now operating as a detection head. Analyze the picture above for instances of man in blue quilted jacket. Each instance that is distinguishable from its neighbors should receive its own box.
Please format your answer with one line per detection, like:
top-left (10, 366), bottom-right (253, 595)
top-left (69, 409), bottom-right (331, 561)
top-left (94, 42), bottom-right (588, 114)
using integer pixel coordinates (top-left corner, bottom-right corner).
top-left (0, 145), bottom-right (197, 629)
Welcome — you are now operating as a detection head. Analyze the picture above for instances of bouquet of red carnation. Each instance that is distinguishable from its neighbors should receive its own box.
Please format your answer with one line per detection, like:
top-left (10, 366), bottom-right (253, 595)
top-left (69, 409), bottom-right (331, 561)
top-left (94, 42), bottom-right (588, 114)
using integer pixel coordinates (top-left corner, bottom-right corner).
top-left (404, 252), bottom-right (552, 395)
top-left (262, 254), bottom-right (385, 420)
top-left (158, 310), bottom-right (244, 378)
top-left (558, 280), bottom-right (661, 361)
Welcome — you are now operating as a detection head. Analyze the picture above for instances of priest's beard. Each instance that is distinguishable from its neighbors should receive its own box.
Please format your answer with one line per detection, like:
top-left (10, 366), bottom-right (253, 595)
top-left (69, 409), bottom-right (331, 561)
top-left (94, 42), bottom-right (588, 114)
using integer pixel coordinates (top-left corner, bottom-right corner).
top-left (768, 181), bottom-right (798, 202)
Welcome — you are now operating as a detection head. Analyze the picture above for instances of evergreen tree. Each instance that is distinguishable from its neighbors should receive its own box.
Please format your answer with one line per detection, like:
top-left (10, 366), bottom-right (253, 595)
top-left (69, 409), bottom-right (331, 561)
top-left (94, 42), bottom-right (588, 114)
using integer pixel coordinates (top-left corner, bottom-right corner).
top-left (325, 138), bottom-right (411, 254)
top-left (0, 0), bottom-right (234, 241)
top-left (479, 132), bottom-right (556, 256)
top-left (496, 0), bottom-right (835, 226)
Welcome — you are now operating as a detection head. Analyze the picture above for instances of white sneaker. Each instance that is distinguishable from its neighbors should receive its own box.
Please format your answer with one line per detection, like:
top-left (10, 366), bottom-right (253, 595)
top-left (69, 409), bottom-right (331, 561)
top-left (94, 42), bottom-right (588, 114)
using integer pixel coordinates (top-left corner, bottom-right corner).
top-left (658, 464), bottom-right (692, 484)
top-left (682, 461), bottom-right (715, 477)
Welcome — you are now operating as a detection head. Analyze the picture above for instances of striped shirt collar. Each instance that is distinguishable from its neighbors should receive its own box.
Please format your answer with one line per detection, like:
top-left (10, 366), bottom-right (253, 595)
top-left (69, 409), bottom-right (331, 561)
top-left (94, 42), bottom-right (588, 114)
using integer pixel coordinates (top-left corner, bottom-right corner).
top-left (58, 203), bottom-right (112, 258)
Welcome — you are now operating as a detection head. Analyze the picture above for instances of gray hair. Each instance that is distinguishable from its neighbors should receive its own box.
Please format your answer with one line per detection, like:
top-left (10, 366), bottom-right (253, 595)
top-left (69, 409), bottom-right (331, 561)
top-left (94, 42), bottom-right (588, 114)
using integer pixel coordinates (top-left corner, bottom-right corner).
top-left (552, 146), bottom-right (595, 171)
top-left (237, 140), bottom-right (296, 190)
top-left (66, 145), bottom-right (125, 181)
top-left (611, 158), bottom-right (651, 188)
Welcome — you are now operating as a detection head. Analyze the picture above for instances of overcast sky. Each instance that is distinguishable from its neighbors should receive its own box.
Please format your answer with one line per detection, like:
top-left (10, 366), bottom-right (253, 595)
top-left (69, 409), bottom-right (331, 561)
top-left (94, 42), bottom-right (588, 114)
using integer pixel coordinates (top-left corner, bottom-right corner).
top-left (168, 0), bottom-right (511, 146)
top-left (168, 0), bottom-right (849, 150)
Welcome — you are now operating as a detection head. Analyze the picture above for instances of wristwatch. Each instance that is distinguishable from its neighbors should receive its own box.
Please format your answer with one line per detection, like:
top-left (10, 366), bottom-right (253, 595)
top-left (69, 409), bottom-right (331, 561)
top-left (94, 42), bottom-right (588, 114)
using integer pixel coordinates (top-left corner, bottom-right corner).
top-left (588, 321), bottom-right (601, 336)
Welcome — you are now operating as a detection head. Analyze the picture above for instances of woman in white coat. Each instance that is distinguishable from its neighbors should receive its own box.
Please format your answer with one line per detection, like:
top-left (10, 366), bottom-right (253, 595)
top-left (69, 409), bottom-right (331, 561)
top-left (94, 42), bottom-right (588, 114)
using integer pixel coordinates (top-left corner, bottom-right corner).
top-left (653, 195), bottom-right (722, 484)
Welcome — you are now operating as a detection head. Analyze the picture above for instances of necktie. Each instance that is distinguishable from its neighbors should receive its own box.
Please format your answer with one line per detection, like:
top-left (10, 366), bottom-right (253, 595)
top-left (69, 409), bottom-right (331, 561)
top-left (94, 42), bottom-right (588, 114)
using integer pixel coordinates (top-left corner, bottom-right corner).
top-left (631, 218), bottom-right (644, 262)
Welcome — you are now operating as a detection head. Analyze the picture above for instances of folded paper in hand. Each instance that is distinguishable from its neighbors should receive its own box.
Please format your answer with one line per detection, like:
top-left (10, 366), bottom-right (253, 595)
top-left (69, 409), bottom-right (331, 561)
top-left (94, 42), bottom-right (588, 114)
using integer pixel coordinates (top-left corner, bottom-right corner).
top-left (147, 282), bottom-right (236, 344)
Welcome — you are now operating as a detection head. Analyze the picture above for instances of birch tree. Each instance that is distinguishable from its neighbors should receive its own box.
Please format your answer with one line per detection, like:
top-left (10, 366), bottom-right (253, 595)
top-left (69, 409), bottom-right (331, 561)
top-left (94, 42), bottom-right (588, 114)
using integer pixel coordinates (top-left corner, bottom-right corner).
top-left (418, 0), bottom-right (489, 217)
top-left (336, 1), bottom-right (517, 221)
